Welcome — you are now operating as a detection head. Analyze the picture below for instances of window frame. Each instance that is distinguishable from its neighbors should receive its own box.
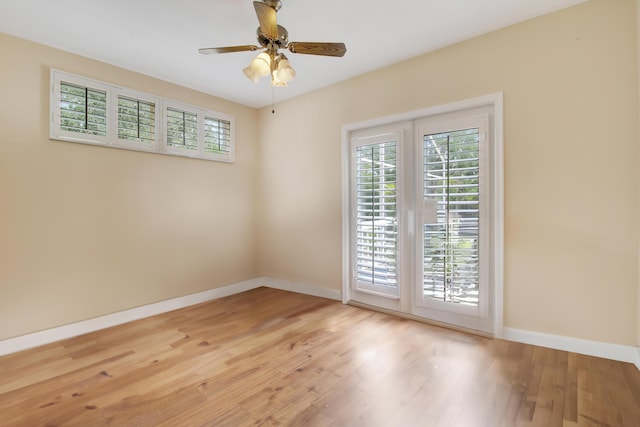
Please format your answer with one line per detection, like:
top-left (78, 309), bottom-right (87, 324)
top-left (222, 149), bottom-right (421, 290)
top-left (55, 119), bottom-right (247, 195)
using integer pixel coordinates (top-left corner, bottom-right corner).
top-left (50, 69), bottom-right (235, 163)
top-left (51, 72), bottom-right (110, 146)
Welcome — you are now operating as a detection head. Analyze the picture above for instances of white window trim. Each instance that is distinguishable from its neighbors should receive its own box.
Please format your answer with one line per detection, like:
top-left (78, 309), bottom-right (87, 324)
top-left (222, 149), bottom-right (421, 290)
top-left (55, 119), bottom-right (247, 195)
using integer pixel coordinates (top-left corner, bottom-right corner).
top-left (341, 93), bottom-right (504, 338)
top-left (50, 69), bottom-right (235, 163)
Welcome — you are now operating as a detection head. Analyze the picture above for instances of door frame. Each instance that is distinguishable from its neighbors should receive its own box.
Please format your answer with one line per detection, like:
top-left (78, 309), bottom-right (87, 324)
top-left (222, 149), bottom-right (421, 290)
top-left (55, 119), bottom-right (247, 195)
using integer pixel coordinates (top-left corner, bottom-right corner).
top-left (341, 93), bottom-right (504, 338)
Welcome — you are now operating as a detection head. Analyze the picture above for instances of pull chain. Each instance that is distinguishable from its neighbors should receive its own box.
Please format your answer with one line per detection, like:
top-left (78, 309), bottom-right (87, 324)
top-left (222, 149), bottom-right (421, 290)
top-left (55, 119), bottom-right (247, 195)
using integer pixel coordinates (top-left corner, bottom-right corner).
top-left (272, 86), bottom-right (275, 114)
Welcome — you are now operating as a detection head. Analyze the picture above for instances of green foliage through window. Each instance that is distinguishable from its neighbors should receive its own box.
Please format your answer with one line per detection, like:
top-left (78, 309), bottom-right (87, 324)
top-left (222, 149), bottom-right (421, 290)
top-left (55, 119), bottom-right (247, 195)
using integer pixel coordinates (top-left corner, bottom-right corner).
top-left (166, 108), bottom-right (198, 151)
top-left (118, 96), bottom-right (156, 143)
top-left (60, 82), bottom-right (107, 136)
top-left (204, 117), bottom-right (231, 155)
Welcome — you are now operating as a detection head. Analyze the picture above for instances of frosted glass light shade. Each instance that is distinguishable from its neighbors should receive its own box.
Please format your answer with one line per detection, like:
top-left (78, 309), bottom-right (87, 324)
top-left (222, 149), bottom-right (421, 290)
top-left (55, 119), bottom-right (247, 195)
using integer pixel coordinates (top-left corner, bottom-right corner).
top-left (243, 66), bottom-right (260, 83)
top-left (250, 52), bottom-right (271, 77)
top-left (275, 58), bottom-right (295, 82)
top-left (271, 70), bottom-right (287, 87)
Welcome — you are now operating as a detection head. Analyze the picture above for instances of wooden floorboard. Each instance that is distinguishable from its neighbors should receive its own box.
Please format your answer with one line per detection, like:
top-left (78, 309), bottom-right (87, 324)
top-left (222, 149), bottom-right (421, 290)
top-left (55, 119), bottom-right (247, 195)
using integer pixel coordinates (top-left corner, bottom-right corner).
top-left (0, 287), bottom-right (639, 426)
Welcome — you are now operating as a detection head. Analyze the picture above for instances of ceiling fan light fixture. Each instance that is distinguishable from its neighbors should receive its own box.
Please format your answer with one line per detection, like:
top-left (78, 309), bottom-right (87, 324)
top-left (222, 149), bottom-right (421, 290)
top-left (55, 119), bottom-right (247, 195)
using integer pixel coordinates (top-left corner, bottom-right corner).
top-left (275, 57), bottom-right (295, 82)
top-left (249, 52), bottom-right (271, 76)
top-left (271, 70), bottom-right (287, 87)
top-left (242, 65), bottom-right (260, 83)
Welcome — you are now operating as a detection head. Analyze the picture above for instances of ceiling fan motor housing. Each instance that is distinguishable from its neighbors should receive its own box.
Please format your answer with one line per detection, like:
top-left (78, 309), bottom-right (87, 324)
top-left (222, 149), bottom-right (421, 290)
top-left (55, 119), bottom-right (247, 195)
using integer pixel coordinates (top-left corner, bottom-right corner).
top-left (257, 25), bottom-right (288, 49)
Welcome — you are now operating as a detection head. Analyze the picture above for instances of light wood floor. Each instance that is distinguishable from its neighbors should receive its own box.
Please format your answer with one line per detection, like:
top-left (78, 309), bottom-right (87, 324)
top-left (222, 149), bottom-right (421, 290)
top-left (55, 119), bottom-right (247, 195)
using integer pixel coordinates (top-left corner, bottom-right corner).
top-left (1, 287), bottom-right (639, 426)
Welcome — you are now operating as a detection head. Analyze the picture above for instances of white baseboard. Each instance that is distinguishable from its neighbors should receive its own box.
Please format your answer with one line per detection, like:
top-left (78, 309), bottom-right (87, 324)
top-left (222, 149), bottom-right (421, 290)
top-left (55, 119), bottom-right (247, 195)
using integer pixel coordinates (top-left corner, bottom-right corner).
top-left (259, 277), bottom-right (342, 301)
top-left (0, 277), bottom-right (341, 358)
top-left (503, 327), bottom-right (640, 370)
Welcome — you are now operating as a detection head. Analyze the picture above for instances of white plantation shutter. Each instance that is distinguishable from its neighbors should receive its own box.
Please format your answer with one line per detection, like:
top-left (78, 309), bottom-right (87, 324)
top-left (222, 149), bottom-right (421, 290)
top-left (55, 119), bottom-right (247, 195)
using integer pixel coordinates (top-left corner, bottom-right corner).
top-left (353, 138), bottom-right (399, 296)
top-left (117, 95), bottom-right (157, 147)
top-left (59, 81), bottom-right (107, 137)
top-left (423, 127), bottom-right (480, 307)
top-left (204, 116), bottom-right (231, 155)
top-left (166, 107), bottom-right (199, 152)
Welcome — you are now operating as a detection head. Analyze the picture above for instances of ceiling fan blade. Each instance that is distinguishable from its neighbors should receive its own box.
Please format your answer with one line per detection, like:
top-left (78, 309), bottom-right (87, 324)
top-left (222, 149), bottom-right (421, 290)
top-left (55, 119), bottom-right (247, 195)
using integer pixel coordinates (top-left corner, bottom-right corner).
top-left (199, 45), bottom-right (260, 54)
top-left (287, 42), bottom-right (347, 57)
top-left (253, 1), bottom-right (278, 40)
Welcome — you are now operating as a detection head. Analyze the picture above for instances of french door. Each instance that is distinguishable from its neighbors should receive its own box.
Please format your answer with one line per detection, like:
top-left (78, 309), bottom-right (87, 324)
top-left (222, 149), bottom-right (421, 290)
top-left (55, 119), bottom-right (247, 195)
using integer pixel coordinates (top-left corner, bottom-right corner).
top-left (346, 102), bottom-right (501, 335)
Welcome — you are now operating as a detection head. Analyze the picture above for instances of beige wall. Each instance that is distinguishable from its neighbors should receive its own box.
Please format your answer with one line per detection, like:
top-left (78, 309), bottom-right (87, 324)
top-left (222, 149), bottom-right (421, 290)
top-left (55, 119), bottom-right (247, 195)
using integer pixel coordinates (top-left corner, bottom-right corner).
top-left (258, 0), bottom-right (640, 346)
top-left (0, 34), bottom-right (259, 341)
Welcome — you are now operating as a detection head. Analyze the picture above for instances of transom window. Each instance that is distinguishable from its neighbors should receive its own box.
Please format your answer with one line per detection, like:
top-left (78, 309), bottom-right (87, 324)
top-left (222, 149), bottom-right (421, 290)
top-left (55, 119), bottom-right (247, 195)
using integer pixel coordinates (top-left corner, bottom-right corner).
top-left (60, 82), bottom-right (107, 137)
top-left (50, 70), bottom-right (235, 163)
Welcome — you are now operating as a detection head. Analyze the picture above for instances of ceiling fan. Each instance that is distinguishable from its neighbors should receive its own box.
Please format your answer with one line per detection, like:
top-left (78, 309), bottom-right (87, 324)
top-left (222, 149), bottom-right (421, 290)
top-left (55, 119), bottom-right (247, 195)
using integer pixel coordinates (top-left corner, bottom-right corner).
top-left (198, 0), bottom-right (347, 87)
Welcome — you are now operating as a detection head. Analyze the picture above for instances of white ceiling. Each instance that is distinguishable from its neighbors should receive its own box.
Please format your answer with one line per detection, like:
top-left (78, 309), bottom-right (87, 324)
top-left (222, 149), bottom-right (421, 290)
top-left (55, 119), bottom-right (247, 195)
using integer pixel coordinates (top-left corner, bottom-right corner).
top-left (0, 0), bottom-right (587, 109)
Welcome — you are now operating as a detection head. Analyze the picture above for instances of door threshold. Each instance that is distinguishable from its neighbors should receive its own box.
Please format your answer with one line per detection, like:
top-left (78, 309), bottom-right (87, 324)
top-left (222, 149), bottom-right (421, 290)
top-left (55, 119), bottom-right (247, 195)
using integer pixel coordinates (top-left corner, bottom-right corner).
top-left (347, 300), bottom-right (494, 339)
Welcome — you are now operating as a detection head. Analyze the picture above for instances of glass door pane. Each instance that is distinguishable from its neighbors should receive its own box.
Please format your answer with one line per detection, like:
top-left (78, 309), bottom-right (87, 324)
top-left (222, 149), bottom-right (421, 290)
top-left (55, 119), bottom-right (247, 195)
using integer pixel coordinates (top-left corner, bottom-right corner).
top-left (423, 128), bottom-right (480, 307)
top-left (353, 140), bottom-right (398, 298)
